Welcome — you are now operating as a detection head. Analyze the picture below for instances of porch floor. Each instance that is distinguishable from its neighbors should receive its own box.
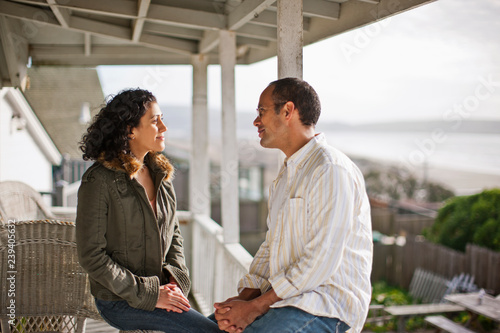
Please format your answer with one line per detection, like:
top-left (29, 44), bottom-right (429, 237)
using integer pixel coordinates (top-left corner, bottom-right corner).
top-left (85, 318), bottom-right (118, 333)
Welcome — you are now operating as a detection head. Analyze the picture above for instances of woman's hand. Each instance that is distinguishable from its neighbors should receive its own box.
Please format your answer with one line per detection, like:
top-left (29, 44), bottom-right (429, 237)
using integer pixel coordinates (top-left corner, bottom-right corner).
top-left (156, 283), bottom-right (191, 313)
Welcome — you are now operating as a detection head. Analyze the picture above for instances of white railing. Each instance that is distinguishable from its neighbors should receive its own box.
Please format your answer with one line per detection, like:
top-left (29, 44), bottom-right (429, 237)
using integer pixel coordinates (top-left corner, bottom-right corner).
top-left (50, 181), bottom-right (81, 220)
top-left (51, 206), bottom-right (77, 220)
top-left (186, 213), bottom-right (254, 316)
top-left (61, 180), bottom-right (81, 207)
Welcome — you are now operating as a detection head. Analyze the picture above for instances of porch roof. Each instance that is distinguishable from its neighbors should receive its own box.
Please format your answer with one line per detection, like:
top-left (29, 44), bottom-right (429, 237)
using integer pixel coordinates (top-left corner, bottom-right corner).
top-left (0, 0), bottom-right (434, 89)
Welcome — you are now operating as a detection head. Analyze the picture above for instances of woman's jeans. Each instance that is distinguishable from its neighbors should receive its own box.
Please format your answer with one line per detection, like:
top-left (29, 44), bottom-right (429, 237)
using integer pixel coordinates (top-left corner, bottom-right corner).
top-left (95, 298), bottom-right (221, 333)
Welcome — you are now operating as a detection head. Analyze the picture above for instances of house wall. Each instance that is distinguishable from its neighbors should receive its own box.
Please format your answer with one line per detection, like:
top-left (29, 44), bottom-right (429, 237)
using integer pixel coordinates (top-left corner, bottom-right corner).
top-left (0, 90), bottom-right (54, 193)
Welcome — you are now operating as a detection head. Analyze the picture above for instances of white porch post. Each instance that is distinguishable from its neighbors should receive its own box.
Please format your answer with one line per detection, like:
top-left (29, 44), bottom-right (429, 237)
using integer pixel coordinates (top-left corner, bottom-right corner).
top-left (277, 0), bottom-right (303, 79)
top-left (190, 54), bottom-right (210, 216)
top-left (219, 30), bottom-right (239, 244)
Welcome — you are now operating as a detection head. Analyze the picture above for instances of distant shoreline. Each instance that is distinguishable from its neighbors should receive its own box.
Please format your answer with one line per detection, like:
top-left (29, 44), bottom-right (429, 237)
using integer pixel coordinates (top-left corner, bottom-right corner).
top-left (168, 129), bottom-right (500, 197)
top-left (349, 154), bottom-right (500, 196)
top-left (425, 165), bottom-right (500, 195)
top-left (317, 119), bottom-right (500, 134)
top-left (160, 105), bottom-right (500, 136)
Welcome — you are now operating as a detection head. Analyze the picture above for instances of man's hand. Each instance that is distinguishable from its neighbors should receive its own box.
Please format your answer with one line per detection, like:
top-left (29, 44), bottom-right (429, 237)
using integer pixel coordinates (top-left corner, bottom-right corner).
top-left (213, 289), bottom-right (281, 332)
top-left (156, 283), bottom-right (190, 313)
top-left (214, 299), bottom-right (262, 333)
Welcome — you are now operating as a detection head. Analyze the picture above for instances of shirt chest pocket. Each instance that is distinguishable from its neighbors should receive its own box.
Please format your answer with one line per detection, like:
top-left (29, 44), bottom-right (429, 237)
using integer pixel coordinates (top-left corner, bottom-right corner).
top-left (277, 197), bottom-right (307, 260)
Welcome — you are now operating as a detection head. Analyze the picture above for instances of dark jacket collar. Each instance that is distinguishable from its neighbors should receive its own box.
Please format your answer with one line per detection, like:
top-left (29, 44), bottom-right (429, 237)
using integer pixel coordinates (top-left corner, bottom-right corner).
top-left (98, 151), bottom-right (174, 181)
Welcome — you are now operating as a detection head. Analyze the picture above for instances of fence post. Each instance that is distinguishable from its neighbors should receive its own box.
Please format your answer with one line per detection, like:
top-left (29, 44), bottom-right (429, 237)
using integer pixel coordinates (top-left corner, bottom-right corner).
top-left (54, 180), bottom-right (68, 206)
top-left (389, 208), bottom-right (396, 236)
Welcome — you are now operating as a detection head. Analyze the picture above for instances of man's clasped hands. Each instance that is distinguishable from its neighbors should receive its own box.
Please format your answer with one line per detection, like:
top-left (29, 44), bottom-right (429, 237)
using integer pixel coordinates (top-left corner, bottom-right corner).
top-left (213, 288), bottom-right (281, 333)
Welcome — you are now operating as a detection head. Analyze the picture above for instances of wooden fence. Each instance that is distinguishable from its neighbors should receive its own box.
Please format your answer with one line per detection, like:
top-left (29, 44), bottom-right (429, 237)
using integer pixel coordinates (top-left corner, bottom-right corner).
top-left (372, 237), bottom-right (500, 294)
top-left (371, 207), bottom-right (435, 236)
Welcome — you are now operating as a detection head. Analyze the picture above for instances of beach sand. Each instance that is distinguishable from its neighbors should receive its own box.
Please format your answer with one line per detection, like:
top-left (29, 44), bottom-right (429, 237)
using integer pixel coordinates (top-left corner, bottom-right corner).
top-left (348, 153), bottom-right (500, 197)
top-left (425, 165), bottom-right (500, 196)
top-left (246, 139), bottom-right (500, 197)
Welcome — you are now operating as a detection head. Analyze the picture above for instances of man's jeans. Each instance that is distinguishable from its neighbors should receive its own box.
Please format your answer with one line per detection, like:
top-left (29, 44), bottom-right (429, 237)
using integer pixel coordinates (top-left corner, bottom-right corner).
top-left (210, 306), bottom-right (351, 333)
top-left (95, 298), bottom-right (222, 333)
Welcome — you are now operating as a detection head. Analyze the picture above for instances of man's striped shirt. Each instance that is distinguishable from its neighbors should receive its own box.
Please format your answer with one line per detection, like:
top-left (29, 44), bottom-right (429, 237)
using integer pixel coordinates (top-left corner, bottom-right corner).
top-left (238, 133), bottom-right (373, 332)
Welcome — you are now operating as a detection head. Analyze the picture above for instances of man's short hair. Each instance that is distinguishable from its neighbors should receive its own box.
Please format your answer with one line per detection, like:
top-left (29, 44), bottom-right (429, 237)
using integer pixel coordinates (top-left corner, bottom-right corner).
top-left (269, 77), bottom-right (321, 126)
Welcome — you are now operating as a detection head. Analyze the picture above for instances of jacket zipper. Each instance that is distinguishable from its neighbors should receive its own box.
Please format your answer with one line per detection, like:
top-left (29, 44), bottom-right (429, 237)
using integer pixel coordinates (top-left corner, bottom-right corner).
top-left (131, 173), bottom-right (165, 276)
top-left (130, 180), bottom-right (148, 275)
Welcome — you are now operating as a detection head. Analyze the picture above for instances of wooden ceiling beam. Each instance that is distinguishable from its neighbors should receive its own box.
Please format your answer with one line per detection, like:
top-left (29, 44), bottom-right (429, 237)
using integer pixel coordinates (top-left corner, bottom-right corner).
top-left (46, 0), bottom-right (70, 28)
top-left (0, 1), bottom-right (59, 25)
top-left (237, 36), bottom-right (269, 49)
top-left (0, 1), bottom-right (197, 55)
top-left (227, 0), bottom-right (275, 30)
top-left (9, 0), bottom-right (225, 30)
top-left (50, 0), bottom-right (137, 19)
top-left (236, 23), bottom-right (277, 41)
top-left (147, 3), bottom-right (225, 30)
top-left (84, 32), bottom-right (91, 56)
top-left (70, 15), bottom-right (131, 40)
top-left (132, 0), bottom-right (151, 42)
top-left (29, 44), bottom-right (221, 65)
top-left (199, 30), bottom-right (220, 54)
top-left (143, 22), bottom-right (204, 41)
top-left (0, 17), bottom-right (28, 90)
top-left (139, 33), bottom-right (197, 54)
top-left (269, 0), bottom-right (340, 20)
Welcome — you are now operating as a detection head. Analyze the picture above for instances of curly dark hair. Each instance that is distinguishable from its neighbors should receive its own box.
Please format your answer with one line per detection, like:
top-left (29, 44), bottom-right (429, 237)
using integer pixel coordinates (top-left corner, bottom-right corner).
top-left (269, 77), bottom-right (321, 126)
top-left (79, 88), bottom-right (157, 161)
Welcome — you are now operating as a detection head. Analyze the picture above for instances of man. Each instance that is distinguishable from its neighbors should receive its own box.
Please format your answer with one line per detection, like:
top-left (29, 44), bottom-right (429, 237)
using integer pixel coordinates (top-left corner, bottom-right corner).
top-left (214, 78), bottom-right (373, 333)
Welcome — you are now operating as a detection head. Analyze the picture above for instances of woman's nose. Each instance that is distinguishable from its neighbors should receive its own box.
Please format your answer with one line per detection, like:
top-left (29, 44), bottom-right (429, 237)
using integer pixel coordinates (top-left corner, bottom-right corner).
top-left (159, 119), bottom-right (167, 132)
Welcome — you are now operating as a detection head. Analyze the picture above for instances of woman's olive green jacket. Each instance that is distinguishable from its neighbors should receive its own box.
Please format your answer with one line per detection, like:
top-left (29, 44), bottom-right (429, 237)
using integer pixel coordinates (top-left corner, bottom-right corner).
top-left (76, 151), bottom-right (190, 311)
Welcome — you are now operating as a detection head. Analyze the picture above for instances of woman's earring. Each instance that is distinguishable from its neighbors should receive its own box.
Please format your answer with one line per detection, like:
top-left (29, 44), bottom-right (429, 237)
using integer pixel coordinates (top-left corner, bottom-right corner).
top-left (131, 135), bottom-right (135, 140)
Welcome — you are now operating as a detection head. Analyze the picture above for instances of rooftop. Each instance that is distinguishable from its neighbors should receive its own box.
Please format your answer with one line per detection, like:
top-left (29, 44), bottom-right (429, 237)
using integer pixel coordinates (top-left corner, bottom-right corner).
top-left (23, 67), bottom-right (104, 159)
top-left (0, 0), bottom-right (435, 89)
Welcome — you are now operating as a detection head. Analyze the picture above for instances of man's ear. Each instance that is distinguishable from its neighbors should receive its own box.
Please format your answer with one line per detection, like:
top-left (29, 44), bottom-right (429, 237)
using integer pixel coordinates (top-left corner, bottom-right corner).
top-left (283, 101), bottom-right (295, 119)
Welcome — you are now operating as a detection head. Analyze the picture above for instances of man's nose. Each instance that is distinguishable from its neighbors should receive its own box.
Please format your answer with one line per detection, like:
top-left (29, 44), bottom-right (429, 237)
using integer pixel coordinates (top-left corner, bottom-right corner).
top-left (253, 116), bottom-right (261, 127)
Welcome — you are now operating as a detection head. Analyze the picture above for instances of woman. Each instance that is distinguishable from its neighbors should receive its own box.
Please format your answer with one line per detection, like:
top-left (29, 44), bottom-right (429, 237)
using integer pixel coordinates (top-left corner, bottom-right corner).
top-left (76, 89), bottom-right (220, 332)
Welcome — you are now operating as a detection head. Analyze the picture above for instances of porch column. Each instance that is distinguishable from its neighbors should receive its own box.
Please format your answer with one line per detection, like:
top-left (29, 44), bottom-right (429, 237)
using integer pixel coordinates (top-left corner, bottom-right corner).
top-left (219, 30), bottom-right (239, 244)
top-left (190, 54), bottom-right (210, 216)
top-left (277, 0), bottom-right (303, 79)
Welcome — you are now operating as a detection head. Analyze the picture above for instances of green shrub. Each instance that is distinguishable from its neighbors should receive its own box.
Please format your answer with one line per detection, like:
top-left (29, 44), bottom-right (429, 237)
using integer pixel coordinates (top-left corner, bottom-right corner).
top-left (424, 189), bottom-right (500, 252)
top-left (364, 281), bottom-right (414, 332)
top-left (371, 281), bottom-right (412, 306)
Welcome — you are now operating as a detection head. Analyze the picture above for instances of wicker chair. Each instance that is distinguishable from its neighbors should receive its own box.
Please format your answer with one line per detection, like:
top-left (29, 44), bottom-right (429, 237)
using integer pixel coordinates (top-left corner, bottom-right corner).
top-left (0, 181), bottom-right (160, 333)
top-left (0, 181), bottom-right (102, 332)
top-left (0, 219), bottom-right (101, 333)
top-left (0, 181), bottom-right (54, 222)
top-left (0, 181), bottom-right (100, 333)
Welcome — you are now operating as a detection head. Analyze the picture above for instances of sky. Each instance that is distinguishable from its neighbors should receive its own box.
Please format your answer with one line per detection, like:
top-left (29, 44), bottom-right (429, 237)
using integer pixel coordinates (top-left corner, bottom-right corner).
top-left (97, 0), bottom-right (500, 125)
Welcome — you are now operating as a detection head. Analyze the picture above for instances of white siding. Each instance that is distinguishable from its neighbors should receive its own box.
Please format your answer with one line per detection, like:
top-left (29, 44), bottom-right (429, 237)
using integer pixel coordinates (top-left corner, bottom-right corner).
top-left (0, 90), bottom-right (55, 193)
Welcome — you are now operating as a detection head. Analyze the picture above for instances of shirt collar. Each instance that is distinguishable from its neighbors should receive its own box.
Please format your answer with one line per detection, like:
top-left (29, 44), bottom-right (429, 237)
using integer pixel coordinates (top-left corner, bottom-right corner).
top-left (285, 133), bottom-right (325, 168)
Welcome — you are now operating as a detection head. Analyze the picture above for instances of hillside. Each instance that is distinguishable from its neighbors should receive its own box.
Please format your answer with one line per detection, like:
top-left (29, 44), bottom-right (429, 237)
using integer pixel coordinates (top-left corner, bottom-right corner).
top-left (161, 105), bottom-right (500, 139)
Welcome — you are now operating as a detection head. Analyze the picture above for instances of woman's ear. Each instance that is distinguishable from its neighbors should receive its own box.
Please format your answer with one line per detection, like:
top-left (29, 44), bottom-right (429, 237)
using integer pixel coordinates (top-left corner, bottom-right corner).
top-left (128, 126), bottom-right (135, 140)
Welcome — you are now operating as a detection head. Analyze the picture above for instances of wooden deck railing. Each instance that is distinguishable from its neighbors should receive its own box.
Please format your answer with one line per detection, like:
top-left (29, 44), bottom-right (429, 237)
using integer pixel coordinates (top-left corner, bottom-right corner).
top-left (184, 213), bottom-right (253, 316)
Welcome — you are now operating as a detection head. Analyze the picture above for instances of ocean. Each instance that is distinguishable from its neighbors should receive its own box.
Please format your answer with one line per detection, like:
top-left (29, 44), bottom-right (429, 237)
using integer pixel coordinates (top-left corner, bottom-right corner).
top-left (163, 107), bottom-right (500, 193)
top-left (233, 124), bottom-right (500, 193)
top-left (321, 130), bottom-right (500, 194)
top-left (322, 131), bottom-right (500, 175)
